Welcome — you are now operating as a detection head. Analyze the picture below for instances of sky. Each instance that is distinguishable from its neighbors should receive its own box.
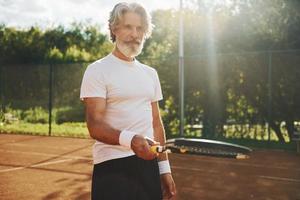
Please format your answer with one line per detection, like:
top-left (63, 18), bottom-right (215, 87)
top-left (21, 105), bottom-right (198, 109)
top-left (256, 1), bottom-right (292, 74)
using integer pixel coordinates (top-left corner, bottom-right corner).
top-left (0, 0), bottom-right (179, 32)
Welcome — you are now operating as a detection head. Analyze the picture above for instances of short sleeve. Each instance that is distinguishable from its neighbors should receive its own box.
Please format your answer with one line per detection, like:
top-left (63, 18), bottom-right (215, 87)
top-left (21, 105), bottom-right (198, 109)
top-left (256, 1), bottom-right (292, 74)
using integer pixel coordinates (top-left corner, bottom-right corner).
top-left (80, 64), bottom-right (107, 100)
top-left (152, 70), bottom-right (163, 102)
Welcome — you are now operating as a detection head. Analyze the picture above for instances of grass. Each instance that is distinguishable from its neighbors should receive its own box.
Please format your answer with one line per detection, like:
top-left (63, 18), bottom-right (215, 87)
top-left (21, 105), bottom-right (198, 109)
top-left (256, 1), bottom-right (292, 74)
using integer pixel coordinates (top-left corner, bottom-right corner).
top-left (0, 122), bottom-right (89, 138)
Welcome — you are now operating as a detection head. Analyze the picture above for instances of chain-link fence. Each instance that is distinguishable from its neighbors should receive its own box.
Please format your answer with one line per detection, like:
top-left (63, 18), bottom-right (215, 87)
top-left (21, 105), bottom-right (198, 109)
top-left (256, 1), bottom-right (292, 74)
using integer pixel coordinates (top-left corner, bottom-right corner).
top-left (1, 50), bottom-right (299, 142)
top-left (180, 50), bottom-right (300, 141)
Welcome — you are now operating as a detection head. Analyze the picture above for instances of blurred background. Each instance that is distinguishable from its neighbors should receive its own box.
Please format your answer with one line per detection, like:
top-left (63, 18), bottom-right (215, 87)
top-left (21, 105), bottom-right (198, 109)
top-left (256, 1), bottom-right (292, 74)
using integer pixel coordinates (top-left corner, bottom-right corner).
top-left (1, 0), bottom-right (300, 150)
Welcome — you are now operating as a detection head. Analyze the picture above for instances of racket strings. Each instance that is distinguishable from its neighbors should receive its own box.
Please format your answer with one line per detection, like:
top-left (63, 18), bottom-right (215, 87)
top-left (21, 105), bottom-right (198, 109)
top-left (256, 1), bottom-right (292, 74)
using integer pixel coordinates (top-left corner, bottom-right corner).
top-left (176, 145), bottom-right (240, 156)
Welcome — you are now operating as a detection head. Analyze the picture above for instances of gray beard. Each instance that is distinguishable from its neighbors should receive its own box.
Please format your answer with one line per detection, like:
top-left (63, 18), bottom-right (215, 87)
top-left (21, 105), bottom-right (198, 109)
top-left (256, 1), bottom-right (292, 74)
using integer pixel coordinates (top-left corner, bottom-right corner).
top-left (116, 40), bottom-right (144, 58)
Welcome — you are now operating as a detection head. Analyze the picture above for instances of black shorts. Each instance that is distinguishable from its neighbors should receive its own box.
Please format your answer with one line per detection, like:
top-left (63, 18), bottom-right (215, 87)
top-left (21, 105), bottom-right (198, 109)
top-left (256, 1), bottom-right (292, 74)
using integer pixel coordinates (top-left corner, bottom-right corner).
top-left (91, 155), bottom-right (162, 200)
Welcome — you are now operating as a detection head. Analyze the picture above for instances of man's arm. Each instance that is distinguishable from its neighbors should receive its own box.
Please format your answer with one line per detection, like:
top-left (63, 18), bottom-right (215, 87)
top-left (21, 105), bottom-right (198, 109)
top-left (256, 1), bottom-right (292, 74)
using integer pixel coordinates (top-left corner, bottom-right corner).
top-left (84, 97), bottom-right (157, 160)
top-left (84, 97), bottom-right (120, 144)
top-left (151, 101), bottom-right (168, 161)
top-left (152, 101), bottom-right (177, 199)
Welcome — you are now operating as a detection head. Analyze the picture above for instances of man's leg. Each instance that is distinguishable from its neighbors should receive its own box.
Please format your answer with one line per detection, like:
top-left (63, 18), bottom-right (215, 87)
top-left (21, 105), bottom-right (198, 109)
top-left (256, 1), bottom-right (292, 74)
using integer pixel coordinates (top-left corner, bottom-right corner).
top-left (136, 157), bottom-right (162, 200)
top-left (91, 156), bottom-right (162, 200)
top-left (91, 156), bottom-right (139, 200)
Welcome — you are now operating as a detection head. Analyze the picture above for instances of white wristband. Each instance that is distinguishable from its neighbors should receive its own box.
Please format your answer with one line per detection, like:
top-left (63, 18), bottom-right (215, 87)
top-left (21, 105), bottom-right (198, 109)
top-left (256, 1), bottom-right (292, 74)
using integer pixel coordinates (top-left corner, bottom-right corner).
top-left (158, 160), bottom-right (171, 174)
top-left (119, 130), bottom-right (137, 148)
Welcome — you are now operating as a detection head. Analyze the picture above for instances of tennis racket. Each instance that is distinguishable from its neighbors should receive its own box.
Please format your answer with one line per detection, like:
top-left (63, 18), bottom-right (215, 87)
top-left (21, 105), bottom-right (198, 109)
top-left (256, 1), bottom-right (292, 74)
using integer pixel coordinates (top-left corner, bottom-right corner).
top-left (151, 138), bottom-right (252, 159)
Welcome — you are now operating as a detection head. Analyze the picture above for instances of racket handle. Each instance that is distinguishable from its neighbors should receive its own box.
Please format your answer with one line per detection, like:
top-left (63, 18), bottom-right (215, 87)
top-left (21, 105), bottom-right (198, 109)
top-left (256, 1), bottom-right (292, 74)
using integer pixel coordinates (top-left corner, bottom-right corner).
top-left (150, 145), bottom-right (171, 153)
top-left (236, 154), bottom-right (249, 159)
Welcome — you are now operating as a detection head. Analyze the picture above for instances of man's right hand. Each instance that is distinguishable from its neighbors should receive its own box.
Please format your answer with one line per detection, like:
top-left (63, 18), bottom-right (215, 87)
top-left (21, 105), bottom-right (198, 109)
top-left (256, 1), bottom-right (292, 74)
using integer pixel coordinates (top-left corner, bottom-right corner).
top-left (131, 135), bottom-right (158, 160)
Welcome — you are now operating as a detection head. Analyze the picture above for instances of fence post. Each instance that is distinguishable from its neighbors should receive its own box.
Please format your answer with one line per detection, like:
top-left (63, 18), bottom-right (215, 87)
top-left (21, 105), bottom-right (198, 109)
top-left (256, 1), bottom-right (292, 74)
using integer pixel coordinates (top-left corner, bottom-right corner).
top-left (48, 63), bottom-right (53, 136)
top-left (267, 51), bottom-right (272, 141)
top-left (0, 63), bottom-right (3, 112)
top-left (179, 0), bottom-right (185, 137)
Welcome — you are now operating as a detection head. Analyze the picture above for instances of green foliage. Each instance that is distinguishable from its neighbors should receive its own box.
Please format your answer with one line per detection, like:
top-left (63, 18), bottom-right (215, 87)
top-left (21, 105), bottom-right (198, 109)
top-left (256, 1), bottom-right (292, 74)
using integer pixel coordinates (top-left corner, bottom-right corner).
top-left (22, 107), bottom-right (49, 123)
top-left (0, 109), bottom-right (4, 123)
top-left (64, 45), bottom-right (92, 62)
top-left (160, 96), bottom-right (179, 136)
top-left (149, 1), bottom-right (299, 140)
top-left (0, 106), bottom-right (85, 125)
top-left (0, 23), bottom-right (112, 64)
top-left (2, 106), bottom-right (22, 123)
top-left (46, 47), bottom-right (63, 62)
top-left (0, 106), bottom-right (48, 124)
top-left (55, 106), bottom-right (85, 124)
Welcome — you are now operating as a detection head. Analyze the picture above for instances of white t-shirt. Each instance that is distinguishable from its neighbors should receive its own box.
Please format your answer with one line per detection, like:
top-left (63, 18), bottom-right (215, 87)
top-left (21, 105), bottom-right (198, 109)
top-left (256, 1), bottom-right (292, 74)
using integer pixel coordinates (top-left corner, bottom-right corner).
top-left (80, 53), bottom-right (163, 164)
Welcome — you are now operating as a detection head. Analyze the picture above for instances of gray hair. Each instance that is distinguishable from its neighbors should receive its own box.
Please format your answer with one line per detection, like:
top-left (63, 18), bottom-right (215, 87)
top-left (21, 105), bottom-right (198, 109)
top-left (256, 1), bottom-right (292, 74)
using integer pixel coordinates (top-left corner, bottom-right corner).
top-left (108, 2), bottom-right (154, 42)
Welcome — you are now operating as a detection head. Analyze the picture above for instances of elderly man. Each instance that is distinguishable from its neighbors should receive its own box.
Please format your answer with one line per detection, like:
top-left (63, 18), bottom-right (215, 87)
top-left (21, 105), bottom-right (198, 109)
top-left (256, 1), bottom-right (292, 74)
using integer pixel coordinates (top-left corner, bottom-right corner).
top-left (80, 2), bottom-right (176, 200)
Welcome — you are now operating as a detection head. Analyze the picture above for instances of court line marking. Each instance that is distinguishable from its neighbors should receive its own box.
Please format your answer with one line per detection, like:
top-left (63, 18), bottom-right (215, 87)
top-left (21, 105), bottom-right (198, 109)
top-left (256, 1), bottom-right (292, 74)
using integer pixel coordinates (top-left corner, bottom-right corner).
top-left (1, 142), bottom-right (93, 150)
top-left (0, 149), bottom-right (93, 173)
top-left (259, 175), bottom-right (300, 183)
top-left (172, 165), bottom-right (300, 183)
top-left (0, 158), bottom-right (75, 173)
top-left (0, 149), bottom-right (92, 160)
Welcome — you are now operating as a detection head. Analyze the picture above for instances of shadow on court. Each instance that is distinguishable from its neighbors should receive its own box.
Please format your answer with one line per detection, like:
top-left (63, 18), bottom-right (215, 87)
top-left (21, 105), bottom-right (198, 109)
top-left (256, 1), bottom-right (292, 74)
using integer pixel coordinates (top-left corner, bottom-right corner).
top-left (0, 134), bottom-right (299, 200)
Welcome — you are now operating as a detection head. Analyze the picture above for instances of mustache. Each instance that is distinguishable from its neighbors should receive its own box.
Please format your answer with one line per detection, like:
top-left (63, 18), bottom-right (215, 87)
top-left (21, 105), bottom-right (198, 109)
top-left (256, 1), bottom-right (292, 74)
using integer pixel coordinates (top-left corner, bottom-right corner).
top-left (124, 40), bottom-right (142, 45)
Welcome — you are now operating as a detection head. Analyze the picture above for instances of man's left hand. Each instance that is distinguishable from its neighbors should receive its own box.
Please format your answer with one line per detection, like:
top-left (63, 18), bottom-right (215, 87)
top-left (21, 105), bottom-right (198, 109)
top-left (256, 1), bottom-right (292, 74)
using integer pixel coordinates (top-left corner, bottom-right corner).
top-left (160, 173), bottom-right (176, 200)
